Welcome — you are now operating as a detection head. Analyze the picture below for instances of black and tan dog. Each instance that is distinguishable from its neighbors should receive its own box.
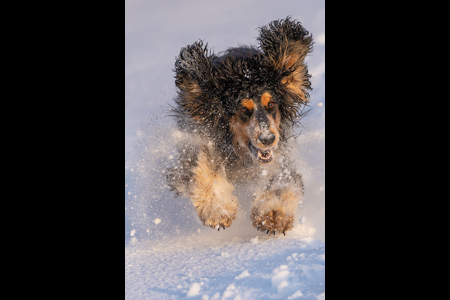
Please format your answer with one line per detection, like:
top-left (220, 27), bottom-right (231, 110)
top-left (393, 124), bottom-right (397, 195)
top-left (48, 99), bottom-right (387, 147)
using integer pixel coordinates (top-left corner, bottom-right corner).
top-left (166, 17), bottom-right (313, 235)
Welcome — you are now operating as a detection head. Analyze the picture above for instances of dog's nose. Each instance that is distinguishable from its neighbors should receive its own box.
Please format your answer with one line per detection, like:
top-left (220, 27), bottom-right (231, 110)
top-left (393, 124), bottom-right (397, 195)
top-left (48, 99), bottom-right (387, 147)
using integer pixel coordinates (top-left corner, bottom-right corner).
top-left (258, 132), bottom-right (275, 145)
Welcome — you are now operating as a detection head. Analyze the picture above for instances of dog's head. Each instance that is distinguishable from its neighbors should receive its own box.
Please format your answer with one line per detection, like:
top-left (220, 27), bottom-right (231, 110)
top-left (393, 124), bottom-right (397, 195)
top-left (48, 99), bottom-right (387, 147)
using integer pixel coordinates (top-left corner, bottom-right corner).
top-left (173, 17), bottom-right (313, 164)
top-left (230, 92), bottom-right (280, 163)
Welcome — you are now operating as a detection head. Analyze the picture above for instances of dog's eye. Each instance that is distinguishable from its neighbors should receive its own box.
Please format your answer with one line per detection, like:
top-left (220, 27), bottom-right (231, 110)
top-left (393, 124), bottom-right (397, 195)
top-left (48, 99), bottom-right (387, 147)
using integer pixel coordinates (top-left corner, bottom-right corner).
top-left (267, 102), bottom-right (275, 110)
top-left (240, 107), bottom-right (249, 113)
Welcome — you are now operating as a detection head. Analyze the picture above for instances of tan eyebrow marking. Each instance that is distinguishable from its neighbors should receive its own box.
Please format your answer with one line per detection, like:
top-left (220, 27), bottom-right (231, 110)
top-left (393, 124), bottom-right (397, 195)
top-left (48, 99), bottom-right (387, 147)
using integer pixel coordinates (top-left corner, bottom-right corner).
top-left (261, 92), bottom-right (272, 108)
top-left (241, 99), bottom-right (255, 110)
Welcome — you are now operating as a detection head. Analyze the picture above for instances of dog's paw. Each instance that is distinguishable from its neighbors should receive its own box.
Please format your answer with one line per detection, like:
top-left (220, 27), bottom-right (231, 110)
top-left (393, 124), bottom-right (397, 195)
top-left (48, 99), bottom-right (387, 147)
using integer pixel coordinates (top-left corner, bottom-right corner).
top-left (197, 201), bottom-right (238, 231)
top-left (250, 188), bottom-right (301, 236)
top-left (251, 209), bottom-right (294, 236)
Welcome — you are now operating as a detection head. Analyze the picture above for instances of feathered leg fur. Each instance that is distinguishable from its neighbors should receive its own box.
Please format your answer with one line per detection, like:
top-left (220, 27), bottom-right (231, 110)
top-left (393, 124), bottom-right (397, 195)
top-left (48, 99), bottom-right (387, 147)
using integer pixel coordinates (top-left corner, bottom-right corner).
top-left (190, 149), bottom-right (238, 229)
top-left (250, 169), bottom-right (304, 235)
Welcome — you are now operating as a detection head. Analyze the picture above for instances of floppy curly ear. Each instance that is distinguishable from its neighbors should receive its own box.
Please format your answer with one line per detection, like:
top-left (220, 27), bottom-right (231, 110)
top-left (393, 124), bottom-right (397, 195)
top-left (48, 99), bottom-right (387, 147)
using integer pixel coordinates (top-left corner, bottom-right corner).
top-left (257, 17), bottom-right (313, 102)
top-left (175, 40), bottom-right (216, 94)
top-left (174, 41), bottom-right (221, 124)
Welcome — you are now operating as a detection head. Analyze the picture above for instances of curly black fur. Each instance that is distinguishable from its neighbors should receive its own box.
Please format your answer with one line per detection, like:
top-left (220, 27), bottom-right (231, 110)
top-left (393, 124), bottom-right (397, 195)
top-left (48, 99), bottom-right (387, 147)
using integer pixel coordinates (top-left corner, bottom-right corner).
top-left (167, 17), bottom-right (313, 191)
top-left (172, 17), bottom-right (312, 127)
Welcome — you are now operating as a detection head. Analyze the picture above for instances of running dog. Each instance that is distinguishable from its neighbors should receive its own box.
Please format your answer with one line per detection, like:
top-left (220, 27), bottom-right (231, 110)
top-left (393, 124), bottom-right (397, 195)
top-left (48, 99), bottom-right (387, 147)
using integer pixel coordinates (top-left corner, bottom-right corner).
top-left (166, 17), bottom-right (313, 235)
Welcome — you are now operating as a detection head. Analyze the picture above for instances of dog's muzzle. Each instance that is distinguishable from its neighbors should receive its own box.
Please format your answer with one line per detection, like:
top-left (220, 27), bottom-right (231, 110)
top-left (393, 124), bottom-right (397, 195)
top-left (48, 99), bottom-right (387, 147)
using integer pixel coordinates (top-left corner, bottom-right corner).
top-left (258, 132), bottom-right (275, 146)
top-left (248, 141), bottom-right (273, 163)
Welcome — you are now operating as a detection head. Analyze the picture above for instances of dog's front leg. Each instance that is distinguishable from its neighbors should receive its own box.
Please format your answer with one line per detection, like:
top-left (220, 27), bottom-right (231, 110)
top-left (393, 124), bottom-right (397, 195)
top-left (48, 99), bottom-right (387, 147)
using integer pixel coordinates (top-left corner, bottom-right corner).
top-left (190, 150), bottom-right (238, 230)
top-left (250, 171), bottom-right (304, 235)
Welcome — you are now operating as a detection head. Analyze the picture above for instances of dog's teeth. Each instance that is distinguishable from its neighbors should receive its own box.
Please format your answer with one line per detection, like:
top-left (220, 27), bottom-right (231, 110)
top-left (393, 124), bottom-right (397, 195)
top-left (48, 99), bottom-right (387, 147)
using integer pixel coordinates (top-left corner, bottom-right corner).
top-left (257, 149), bottom-right (272, 160)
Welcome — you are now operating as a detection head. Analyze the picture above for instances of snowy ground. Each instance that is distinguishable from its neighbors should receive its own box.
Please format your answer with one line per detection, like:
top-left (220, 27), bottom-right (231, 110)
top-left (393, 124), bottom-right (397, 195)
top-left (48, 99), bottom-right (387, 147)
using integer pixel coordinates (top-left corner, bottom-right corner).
top-left (126, 236), bottom-right (324, 300)
top-left (125, 0), bottom-right (325, 299)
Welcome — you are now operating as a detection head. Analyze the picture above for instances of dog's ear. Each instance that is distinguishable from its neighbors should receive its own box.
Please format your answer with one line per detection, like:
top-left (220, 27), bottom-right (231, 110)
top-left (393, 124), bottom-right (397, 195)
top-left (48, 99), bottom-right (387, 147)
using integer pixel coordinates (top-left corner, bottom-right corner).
top-left (257, 17), bottom-right (313, 102)
top-left (174, 41), bottom-right (215, 94)
top-left (174, 41), bottom-right (223, 125)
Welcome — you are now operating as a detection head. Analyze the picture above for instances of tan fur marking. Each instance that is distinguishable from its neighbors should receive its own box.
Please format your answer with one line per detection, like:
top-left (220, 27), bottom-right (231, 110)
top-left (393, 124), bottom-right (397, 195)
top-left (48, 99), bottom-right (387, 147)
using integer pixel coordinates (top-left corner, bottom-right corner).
top-left (242, 99), bottom-right (255, 111)
top-left (282, 75), bottom-right (306, 100)
top-left (261, 92), bottom-right (272, 108)
top-left (190, 151), bottom-right (238, 228)
top-left (230, 115), bottom-right (250, 159)
top-left (268, 111), bottom-right (281, 131)
top-left (250, 188), bottom-right (302, 234)
top-left (273, 42), bottom-right (310, 102)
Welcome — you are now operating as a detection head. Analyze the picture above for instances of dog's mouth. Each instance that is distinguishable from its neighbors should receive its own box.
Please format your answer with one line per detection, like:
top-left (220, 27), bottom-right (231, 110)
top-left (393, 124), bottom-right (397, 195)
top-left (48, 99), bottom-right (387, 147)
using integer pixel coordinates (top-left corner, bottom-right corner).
top-left (248, 141), bottom-right (273, 163)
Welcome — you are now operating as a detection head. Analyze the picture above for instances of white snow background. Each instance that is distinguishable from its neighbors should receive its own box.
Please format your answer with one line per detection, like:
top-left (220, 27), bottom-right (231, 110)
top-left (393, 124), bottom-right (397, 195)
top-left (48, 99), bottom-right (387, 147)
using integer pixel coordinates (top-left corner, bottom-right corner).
top-left (125, 0), bottom-right (325, 299)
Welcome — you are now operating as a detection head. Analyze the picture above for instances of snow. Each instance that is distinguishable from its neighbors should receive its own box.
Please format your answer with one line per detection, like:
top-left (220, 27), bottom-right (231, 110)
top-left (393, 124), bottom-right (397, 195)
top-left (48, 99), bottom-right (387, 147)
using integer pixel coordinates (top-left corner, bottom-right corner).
top-left (125, 236), bottom-right (325, 299)
top-left (316, 33), bottom-right (326, 46)
top-left (235, 270), bottom-right (250, 280)
top-left (250, 236), bottom-right (259, 244)
top-left (288, 290), bottom-right (304, 299)
top-left (125, 0), bottom-right (324, 299)
top-left (187, 283), bottom-right (202, 297)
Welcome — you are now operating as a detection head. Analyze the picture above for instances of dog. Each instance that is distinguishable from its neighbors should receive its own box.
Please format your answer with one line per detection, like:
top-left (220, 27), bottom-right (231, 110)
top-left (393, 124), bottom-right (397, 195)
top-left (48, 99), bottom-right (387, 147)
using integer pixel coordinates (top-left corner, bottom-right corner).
top-left (166, 17), bottom-right (313, 236)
